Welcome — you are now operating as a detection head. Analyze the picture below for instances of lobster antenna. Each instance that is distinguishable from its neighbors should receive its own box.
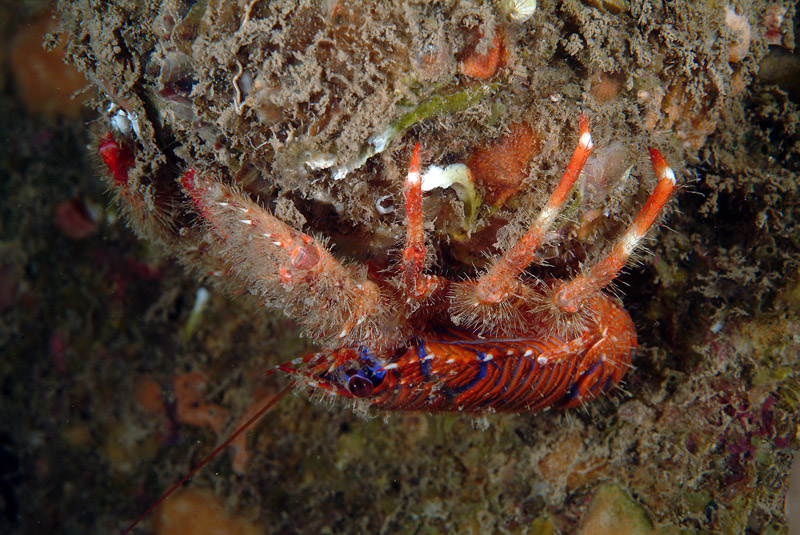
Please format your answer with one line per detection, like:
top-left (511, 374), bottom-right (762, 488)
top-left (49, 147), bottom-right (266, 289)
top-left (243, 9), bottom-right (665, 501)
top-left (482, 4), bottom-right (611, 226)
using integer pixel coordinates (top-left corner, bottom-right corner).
top-left (122, 381), bottom-right (295, 534)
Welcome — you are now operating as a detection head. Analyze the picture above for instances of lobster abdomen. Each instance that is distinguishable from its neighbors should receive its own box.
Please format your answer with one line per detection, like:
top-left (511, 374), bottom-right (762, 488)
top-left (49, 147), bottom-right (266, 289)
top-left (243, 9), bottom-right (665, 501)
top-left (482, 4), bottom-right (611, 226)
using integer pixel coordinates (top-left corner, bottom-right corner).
top-left (367, 295), bottom-right (637, 412)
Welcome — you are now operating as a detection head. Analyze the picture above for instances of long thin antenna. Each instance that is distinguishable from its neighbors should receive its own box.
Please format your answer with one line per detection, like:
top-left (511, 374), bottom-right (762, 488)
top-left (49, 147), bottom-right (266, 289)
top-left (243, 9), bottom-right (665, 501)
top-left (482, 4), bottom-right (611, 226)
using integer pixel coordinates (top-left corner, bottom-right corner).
top-left (122, 381), bottom-right (296, 534)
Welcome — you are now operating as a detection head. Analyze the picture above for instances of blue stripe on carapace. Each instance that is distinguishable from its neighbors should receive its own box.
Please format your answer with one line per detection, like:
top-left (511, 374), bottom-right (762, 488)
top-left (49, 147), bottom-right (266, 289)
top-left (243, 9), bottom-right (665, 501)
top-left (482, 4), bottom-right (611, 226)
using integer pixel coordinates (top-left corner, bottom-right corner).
top-left (558, 360), bottom-right (602, 404)
top-left (495, 354), bottom-right (540, 409)
top-left (469, 361), bottom-right (505, 408)
top-left (588, 362), bottom-right (605, 393)
top-left (521, 358), bottom-right (552, 408)
top-left (478, 353), bottom-right (526, 408)
top-left (416, 341), bottom-right (432, 379)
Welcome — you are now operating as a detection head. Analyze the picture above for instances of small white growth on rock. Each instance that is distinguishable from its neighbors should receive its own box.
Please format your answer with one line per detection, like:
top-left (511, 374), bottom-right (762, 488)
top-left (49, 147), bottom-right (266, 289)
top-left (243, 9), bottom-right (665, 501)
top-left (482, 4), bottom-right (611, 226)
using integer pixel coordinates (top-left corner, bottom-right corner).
top-left (375, 194), bottom-right (395, 215)
top-left (725, 5), bottom-right (751, 62)
top-left (304, 152), bottom-right (337, 171)
top-left (107, 104), bottom-right (141, 138)
top-left (500, 0), bottom-right (537, 22)
top-left (421, 163), bottom-right (471, 192)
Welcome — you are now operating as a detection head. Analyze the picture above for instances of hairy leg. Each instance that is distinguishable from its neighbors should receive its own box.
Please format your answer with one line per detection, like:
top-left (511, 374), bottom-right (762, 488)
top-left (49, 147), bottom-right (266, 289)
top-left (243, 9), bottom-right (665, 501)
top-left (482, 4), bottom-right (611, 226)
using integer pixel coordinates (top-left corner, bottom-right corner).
top-left (402, 143), bottom-right (444, 302)
top-left (180, 169), bottom-right (385, 345)
top-left (449, 115), bottom-right (593, 331)
top-left (553, 148), bottom-right (677, 313)
top-left (474, 114), bottom-right (594, 304)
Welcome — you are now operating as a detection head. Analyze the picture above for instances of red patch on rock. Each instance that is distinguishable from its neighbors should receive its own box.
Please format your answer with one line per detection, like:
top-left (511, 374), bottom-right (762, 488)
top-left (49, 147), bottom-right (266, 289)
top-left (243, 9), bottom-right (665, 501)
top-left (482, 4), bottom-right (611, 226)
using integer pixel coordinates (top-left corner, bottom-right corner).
top-left (54, 198), bottom-right (97, 240)
top-left (458, 27), bottom-right (506, 80)
top-left (467, 123), bottom-right (540, 206)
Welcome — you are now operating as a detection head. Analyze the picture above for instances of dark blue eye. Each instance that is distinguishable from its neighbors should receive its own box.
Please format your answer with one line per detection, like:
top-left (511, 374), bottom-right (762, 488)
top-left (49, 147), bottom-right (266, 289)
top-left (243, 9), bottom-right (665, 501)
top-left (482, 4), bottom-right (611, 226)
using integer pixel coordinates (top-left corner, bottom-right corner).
top-left (345, 369), bottom-right (374, 398)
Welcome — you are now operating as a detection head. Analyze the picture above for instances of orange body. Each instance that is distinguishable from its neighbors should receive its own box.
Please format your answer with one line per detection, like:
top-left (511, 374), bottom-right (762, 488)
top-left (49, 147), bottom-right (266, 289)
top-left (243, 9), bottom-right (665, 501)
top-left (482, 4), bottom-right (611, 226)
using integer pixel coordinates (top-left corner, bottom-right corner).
top-left (289, 291), bottom-right (636, 412)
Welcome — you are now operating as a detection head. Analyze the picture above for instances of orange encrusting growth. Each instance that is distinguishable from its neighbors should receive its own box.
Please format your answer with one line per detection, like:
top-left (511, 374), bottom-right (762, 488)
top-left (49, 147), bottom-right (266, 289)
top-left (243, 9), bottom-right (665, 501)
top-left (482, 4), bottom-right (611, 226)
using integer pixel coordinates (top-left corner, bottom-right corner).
top-left (467, 122), bottom-right (540, 206)
top-left (135, 378), bottom-right (165, 414)
top-left (9, 12), bottom-right (88, 118)
top-left (458, 26), bottom-right (507, 79)
top-left (173, 372), bottom-right (228, 433)
top-left (153, 488), bottom-right (263, 535)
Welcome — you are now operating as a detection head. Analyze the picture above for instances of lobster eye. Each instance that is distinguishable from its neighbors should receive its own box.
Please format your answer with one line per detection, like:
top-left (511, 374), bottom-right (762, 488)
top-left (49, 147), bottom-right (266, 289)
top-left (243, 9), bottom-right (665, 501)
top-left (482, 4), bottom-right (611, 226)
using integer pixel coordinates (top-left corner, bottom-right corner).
top-left (345, 370), bottom-right (374, 398)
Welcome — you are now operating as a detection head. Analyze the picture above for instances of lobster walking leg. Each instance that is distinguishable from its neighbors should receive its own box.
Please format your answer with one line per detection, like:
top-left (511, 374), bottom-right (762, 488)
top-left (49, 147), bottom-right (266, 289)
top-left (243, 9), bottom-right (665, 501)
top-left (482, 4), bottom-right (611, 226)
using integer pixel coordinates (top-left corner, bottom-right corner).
top-left (402, 143), bottom-right (443, 301)
top-left (474, 114), bottom-right (594, 304)
top-left (553, 148), bottom-right (677, 312)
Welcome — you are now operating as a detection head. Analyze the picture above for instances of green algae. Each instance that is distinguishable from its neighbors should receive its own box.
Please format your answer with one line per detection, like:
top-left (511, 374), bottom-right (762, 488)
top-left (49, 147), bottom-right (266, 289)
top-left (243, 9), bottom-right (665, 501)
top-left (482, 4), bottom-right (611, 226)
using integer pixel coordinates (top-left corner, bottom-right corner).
top-left (332, 82), bottom-right (500, 179)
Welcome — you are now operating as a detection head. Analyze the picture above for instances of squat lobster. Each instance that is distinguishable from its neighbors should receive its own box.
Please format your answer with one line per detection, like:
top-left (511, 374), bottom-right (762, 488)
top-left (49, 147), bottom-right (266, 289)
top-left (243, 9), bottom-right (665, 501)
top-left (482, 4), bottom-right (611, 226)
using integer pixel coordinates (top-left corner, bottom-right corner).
top-left (174, 114), bottom-right (676, 412)
top-left (109, 114), bottom-right (677, 534)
